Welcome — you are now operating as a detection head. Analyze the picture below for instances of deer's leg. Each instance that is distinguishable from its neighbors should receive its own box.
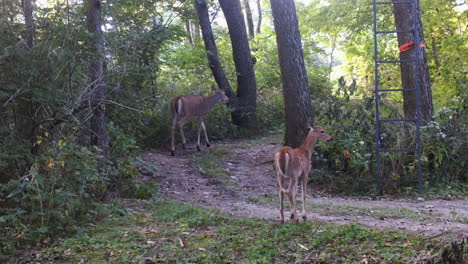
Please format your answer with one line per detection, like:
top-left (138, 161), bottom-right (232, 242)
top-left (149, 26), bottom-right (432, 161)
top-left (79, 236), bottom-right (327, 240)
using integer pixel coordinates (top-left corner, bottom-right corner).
top-left (197, 119), bottom-right (203, 152)
top-left (301, 171), bottom-right (309, 221)
top-left (171, 117), bottom-right (177, 156)
top-left (288, 175), bottom-right (298, 223)
top-left (201, 121), bottom-right (210, 147)
top-left (179, 124), bottom-right (186, 149)
top-left (277, 171), bottom-right (285, 224)
top-left (176, 117), bottom-right (190, 150)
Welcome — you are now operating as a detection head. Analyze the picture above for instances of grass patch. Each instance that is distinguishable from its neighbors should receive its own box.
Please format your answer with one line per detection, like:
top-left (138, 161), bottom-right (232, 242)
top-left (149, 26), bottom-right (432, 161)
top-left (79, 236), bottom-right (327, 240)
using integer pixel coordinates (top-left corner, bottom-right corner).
top-left (12, 199), bottom-right (452, 263)
top-left (191, 146), bottom-right (230, 180)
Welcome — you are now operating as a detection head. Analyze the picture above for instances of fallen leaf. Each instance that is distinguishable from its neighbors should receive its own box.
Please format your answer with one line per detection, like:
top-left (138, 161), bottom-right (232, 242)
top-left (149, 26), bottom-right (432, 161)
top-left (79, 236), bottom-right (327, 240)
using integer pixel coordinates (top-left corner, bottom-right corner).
top-left (297, 243), bottom-right (309, 251)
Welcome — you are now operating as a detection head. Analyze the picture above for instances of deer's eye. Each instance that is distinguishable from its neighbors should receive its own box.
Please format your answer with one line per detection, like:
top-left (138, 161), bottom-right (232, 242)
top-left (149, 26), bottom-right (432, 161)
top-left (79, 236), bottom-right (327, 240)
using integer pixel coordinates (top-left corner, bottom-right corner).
top-left (321, 131), bottom-right (324, 134)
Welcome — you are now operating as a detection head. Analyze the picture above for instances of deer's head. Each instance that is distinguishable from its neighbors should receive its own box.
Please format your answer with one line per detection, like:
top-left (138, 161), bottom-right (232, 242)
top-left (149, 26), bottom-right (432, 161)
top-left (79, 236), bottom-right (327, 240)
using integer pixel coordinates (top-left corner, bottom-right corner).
top-left (308, 118), bottom-right (333, 142)
top-left (212, 85), bottom-right (229, 103)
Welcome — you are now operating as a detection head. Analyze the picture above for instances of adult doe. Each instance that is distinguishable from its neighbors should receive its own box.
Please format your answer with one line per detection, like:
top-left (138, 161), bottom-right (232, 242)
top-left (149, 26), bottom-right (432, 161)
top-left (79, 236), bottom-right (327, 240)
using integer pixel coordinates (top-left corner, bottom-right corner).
top-left (170, 85), bottom-right (229, 156)
top-left (274, 119), bottom-right (333, 223)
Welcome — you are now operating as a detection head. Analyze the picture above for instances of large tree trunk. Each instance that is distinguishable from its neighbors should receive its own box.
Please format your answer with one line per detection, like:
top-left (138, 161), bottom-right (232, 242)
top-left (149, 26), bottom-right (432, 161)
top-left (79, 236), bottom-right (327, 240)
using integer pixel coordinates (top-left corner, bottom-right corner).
top-left (242, 0), bottom-right (255, 39)
top-left (194, 0), bottom-right (235, 100)
top-left (393, 0), bottom-right (433, 124)
top-left (86, 0), bottom-right (108, 157)
top-left (256, 0), bottom-right (262, 34)
top-left (270, 0), bottom-right (312, 148)
top-left (219, 0), bottom-right (257, 130)
top-left (22, 0), bottom-right (34, 48)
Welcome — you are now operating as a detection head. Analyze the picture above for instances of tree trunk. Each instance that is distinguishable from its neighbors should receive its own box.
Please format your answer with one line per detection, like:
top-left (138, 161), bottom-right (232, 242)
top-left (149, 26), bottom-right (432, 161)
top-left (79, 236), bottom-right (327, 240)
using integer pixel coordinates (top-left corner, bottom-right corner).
top-left (270, 0), bottom-right (312, 148)
top-left (219, 0), bottom-right (257, 130)
top-left (192, 18), bottom-right (201, 42)
top-left (22, 0), bottom-right (34, 48)
top-left (19, 0), bottom-right (36, 146)
top-left (86, 0), bottom-right (108, 157)
top-left (256, 0), bottom-right (262, 34)
top-left (194, 0), bottom-right (236, 104)
top-left (243, 0), bottom-right (255, 39)
top-left (393, 0), bottom-right (433, 124)
top-left (185, 21), bottom-right (194, 45)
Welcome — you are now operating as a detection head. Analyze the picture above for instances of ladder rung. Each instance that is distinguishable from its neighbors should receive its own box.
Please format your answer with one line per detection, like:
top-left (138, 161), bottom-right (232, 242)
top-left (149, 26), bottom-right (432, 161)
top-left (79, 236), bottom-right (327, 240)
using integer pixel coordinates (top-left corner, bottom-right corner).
top-left (379, 148), bottom-right (418, 152)
top-left (379, 118), bottom-right (418, 122)
top-left (377, 59), bottom-right (417, 63)
top-left (384, 179), bottom-right (419, 183)
top-left (376, 29), bottom-right (413, 34)
top-left (376, 88), bottom-right (417, 92)
top-left (375, 1), bottom-right (414, 5)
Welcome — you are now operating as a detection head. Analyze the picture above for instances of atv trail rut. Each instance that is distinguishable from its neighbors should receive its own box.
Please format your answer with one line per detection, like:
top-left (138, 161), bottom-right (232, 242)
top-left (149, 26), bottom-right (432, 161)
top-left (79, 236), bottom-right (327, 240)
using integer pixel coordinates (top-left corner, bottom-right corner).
top-left (140, 136), bottom-right (467, 241)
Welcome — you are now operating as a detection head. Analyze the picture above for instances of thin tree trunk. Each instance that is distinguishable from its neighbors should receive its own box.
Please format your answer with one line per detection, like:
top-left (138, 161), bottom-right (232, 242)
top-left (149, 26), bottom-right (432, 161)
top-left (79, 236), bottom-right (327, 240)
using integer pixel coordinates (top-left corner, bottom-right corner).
top-left (185, 21), bottom-right (194, 45)
top-left (430, 36), bottom-right (440, 70)
top-left (19, 0), bottom-right (35, 146)
top-left (270, 0), bottom-right (312, 148)
top-left (256, 0), bottom-right (262, 34)
top-left (194, 0), bottom-right (236, 104)
top-left (86, 0), bottom-right (108, 157)
top-left (192, 17), bottom-right (201, 42)
top-left (219, 0), bottom-right (257, 130)
top-left (243, 0), bottom-right (255, 39)
top-left (393, 0), bottom-right (433, 124)
top-left (328, 33), bottom-right (337, 82)
top-left (22, 0), bottom-right (34, 48)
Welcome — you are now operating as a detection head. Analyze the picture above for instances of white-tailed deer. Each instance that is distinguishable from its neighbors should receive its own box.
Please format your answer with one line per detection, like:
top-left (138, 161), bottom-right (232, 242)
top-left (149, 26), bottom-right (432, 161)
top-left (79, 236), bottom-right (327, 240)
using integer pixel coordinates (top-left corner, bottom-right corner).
top-left (274, 119), bottom-right (333, 223)
top-left (170, 85), bottom-right (229, 156)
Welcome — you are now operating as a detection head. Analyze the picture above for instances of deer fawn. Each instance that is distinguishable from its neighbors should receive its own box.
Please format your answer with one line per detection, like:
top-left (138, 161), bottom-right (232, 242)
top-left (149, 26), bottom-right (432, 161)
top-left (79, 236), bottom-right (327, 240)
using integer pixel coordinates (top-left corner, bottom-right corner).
top-left (170, 85), bottom-right (229, 156)
top-left (274, 119), bottom-right (333, 223)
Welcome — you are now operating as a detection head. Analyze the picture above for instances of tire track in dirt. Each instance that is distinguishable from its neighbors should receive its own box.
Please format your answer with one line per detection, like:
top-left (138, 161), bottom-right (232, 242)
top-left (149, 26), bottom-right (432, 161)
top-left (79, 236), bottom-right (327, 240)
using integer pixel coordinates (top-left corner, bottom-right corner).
top-left (140, 137), bottom-right (468, 241)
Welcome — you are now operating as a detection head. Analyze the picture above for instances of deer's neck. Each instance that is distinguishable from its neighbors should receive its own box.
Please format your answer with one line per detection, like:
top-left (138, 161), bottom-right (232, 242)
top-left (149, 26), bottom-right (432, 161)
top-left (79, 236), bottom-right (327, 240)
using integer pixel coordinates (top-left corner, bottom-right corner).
top-left (299, 132), bottom-right (318, 158)
top-left (204, 94), bottom-right (222, 110)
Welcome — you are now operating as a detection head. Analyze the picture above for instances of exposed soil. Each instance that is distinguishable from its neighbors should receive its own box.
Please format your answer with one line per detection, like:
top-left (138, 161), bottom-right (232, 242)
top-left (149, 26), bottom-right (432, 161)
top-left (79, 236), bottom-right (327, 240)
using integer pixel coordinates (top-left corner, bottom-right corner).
top-left (140, 136), bottom-right (468, 241)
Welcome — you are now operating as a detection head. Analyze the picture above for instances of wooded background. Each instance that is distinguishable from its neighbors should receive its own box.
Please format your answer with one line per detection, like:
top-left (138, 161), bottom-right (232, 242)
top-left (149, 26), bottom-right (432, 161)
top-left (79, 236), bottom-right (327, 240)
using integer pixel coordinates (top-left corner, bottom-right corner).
top-left (0, 0), bottom-right (466, 256)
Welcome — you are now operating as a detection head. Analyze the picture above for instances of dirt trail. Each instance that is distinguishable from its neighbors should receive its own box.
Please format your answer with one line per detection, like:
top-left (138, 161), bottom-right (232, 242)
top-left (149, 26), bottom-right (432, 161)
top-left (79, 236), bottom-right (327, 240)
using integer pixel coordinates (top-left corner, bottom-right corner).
top-left (140, 137), bottom-right (468, 241)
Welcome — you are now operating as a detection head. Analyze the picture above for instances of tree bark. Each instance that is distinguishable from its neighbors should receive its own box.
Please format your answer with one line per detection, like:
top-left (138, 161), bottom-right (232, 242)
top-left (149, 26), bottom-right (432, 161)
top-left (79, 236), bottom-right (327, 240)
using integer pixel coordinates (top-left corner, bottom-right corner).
top-left (185, 21), bottom-right (194, 45)
top-left (86, 0), bottom-right (108, 157)
top-left (270, 0), bottom-right (312, 148)
top-left (22, 0), bottom-right (34, 48)
top-left (194, 0), bottom-right (236, 103)
top-left (393, 0), bottom-right (433, 124)
top-left (219, 0), bottom-right (257, 130)
top-left (256, 0), bottom-right (262, 34)
top-left (243, 0), bottom-right (255, 39)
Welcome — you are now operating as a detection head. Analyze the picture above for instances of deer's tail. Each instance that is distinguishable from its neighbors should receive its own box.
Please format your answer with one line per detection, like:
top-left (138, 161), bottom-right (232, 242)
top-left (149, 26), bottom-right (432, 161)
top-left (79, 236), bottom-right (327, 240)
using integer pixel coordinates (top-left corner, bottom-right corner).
top-left (274, 148), bottom-right (291, 195)
top-left (171, 96), bottom-right (183, 117)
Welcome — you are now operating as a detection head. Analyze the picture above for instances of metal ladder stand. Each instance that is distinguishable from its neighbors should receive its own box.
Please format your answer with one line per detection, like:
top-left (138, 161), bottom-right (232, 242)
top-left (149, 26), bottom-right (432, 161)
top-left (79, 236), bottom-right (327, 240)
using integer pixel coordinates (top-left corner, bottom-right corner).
top-left (372, 0), bottom-right (423, 194)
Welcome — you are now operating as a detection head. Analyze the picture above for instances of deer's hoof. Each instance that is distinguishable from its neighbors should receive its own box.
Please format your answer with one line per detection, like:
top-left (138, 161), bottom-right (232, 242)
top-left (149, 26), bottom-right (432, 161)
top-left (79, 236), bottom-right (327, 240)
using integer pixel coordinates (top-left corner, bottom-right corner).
top-left (171, 151), bottom-right (175, 156)
top-left (197, 146), bottom-right (201, 152)
top-left (206, 143), bottom-right (211, 148)
top-left (290, 213), bottom-right (296, 220)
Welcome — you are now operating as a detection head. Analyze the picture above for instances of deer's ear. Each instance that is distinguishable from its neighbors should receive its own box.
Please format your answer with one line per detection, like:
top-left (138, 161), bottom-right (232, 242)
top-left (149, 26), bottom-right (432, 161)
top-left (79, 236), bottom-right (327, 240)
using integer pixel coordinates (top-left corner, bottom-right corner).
top-left (308, 117), bottom-right (316, 128)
